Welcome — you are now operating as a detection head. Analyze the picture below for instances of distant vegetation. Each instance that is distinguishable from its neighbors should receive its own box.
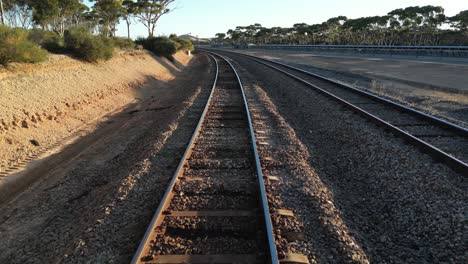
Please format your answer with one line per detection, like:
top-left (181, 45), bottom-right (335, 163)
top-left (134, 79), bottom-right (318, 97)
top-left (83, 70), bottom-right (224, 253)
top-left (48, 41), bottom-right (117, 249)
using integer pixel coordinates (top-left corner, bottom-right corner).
top-left (215, 6), bottom-right (468, 46)
top-left (0, 1), bottom-right (186, 65)
top-left (0, 0), bottom-right (175, 38)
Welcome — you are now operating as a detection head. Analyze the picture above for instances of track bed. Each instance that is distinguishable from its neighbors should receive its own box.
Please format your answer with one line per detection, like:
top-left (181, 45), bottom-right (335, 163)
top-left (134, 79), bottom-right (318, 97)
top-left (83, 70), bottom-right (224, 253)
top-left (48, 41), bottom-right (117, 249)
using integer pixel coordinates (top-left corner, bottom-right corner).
top-left (132, 54), bottom-right (278, 263)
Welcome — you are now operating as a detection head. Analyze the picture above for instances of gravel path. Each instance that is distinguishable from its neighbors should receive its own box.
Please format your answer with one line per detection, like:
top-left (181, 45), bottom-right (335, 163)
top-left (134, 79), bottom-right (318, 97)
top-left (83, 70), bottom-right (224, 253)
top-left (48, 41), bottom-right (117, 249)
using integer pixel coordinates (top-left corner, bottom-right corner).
top-left (223, 51), bottom-right (467, 263)
top-left (0, 54), bottom-right (214, 264)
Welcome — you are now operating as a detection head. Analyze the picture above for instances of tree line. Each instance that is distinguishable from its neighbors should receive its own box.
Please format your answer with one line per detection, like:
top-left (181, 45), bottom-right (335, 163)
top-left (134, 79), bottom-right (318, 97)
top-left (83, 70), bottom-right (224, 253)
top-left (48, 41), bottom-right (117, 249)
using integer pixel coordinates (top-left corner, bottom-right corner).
top-left (0, 0), bottom-right (175, 38)
top-left (215, 6), bottom-right (468, 46)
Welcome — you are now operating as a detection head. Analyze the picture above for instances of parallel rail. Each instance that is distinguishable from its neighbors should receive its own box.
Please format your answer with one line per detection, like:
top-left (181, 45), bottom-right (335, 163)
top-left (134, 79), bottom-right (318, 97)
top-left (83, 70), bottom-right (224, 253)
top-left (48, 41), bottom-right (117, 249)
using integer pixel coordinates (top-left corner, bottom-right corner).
top-left (131, 53), bottom-right (278, 263)
top-left (209, 49), bottom-right (468, 176)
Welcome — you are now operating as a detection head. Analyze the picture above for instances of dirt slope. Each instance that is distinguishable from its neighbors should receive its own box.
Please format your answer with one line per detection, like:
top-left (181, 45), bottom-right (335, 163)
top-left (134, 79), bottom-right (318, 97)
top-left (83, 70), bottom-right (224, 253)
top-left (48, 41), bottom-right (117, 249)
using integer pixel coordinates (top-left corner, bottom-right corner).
top-left (0, 50), bottom-right (192, 177)
top-left (0, 53), bottom-right (213, 263)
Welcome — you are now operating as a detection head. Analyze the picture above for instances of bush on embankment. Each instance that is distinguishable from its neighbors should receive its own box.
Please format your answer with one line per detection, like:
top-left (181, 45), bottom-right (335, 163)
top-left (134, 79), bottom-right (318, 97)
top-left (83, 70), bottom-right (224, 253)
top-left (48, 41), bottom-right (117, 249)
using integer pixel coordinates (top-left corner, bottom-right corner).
top-left (169, 34), bottom-right (195, 52)
top-left (28, 29), bottom-right (65, 53)
top-left (111, 37), bottom-right (135, 50)
top-left (136, 37), bottom-right (178, 58)
top-left (64, 29), bottom-right (115, 62)
top-left (1, 25), bottom-right (137, 65)
top-left (136, 35), bottom-right (194, 58)
top-left (0, 26), bottom-right (48, 65)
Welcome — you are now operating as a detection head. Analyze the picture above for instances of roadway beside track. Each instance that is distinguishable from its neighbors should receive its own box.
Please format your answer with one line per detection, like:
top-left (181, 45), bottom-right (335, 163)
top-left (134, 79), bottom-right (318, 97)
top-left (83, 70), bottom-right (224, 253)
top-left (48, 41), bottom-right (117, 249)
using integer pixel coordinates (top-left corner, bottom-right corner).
top-left (225, 48), bottom-right (468, 93)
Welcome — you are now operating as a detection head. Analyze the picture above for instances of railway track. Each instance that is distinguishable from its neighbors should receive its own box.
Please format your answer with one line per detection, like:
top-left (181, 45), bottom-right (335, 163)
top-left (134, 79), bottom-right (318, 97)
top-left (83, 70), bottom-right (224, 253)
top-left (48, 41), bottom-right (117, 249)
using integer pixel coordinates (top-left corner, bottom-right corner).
top-left (131, 53), bottom-right (280, 263)
top-left (210, 50), bottom-right (468, 176)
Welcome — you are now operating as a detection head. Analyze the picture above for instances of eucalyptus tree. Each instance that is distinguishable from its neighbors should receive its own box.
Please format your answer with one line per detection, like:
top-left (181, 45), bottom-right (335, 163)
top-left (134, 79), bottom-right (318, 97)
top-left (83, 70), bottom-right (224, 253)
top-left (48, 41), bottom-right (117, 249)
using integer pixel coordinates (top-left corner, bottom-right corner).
top-left (270, 27), bottom-right (291, 44)
top-left (221, 5), bottom-right (465, 46)
top-left (2, 0), bottom-right (32, 28)
top-left (387, 5), bottom-right (445, 45)
top-left (29, 0), bottom-right (86, 34)
top-left (343, 16), bottom-right (390, 45)
top-left (244, 23), bottom-right (262, 42)
top-left (254, 27), bottom-right (272, 44)
top-left (214, 32), bottom-right (225, 43)
top-left (449, 10), bottom-right (468, 32)
top-left (449, 10), bottom-right (468, 45)
top-left (227, 28), bottom-right (241, 43)
top-left (307, 23), bottom-right (326, 44)
top-left (82, 9), bottom-right (100, 34)
top-left (134, 0), bottom-right (174, 37)
top-left (122, 0), bottom-right (137, 39)
top-left (292, 23), bottom-right (310, 44)
top-left (0, 0), bottom-right (5, 24)
top-left (70, 2), bottom-right (89, 27)
top-left (91, 0), bottom-right (123, 36)
top-left (322, 16), bottom-right (347, 44)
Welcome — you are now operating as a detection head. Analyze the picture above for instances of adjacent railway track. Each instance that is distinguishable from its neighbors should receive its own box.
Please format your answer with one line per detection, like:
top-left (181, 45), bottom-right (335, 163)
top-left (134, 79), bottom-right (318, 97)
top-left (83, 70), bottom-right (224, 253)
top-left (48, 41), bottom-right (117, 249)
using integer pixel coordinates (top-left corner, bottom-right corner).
top-left (208, 50), bottom-right (468, 176)
top-left (131, 53), bottom-right (280, 263)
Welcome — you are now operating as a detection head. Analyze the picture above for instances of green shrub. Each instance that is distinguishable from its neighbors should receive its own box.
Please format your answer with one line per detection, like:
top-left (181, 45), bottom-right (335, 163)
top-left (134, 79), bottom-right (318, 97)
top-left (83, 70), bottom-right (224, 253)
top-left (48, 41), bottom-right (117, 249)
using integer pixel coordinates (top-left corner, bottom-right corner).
top-left (136, 37), bottom-right (177, 58)
top-left (169, 34), bottom-right (195, 51)
top-left (111, 37), bottom-right (135, 50)
top-left (64, 29), bottom-right (114, 62)
top-left (135, 37), bottom-right (147, 47)
top-left (79, 36), bottom-right (114, 62)
top-left (0, 26), bottom-right (48, 65)
top-left (173, 41), bottom-right (182, 51)
top-left (28, 29), bottom-right (64, 53)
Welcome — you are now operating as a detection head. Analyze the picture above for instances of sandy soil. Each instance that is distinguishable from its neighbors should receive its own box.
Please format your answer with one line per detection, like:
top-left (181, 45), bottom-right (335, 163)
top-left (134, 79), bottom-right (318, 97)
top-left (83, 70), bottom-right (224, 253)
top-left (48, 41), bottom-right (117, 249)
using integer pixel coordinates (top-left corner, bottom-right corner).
top-left (0, 50), bottom-right (192, 177)
top-left (228, 49), bottom-right (468, 128)
top-left (0, 52), bottom-right (214, 263)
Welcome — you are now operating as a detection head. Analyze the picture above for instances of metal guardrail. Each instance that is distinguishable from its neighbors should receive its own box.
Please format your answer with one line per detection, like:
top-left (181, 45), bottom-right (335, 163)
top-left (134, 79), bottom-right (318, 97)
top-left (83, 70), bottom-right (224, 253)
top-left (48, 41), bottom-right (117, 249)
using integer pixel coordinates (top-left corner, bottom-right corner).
top-left (241, 45), bottom-right (468, 58)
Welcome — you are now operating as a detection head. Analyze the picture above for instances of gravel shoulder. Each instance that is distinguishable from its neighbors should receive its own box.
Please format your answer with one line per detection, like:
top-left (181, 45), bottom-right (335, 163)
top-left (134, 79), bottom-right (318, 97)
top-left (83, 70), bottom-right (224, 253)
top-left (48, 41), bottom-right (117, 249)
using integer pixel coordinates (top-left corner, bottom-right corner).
top-left (0, 53), bottom-right (215, 263)
top-left (225, 52), bottom-right (466, 263)
top-left (228, 49), bottom-right (468, 128)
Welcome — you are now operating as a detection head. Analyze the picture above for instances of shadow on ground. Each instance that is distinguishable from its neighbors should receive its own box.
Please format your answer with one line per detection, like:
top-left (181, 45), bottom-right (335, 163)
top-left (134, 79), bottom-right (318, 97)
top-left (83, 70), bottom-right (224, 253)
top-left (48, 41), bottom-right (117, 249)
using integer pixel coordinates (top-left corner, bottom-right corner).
top-left (0, 53), bottom-right (215, 263)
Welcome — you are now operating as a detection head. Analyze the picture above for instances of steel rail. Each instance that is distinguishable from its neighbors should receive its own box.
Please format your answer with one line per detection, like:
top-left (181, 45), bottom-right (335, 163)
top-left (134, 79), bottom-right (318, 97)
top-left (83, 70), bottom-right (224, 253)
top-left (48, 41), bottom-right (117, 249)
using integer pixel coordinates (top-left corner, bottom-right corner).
top-left (209, 51), bottom-right (280, 264)
top-left (130, 54), bottom-right (219, 264)
top-left (209, 49), bottom-right (468, 176)
top-left (131, 53), bottom-right (279, 263)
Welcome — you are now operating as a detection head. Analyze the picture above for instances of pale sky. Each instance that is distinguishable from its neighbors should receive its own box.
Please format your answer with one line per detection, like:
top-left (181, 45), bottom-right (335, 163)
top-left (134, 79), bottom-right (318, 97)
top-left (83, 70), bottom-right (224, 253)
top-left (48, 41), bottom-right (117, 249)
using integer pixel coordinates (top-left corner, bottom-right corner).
top-left (85, 0), bottom-right (467, 39)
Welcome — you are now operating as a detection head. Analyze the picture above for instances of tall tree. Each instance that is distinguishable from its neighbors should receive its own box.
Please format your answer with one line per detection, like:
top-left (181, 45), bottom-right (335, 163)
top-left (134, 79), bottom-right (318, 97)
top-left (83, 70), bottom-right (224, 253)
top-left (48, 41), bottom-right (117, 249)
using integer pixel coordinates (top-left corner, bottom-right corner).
top-left (134, 0), bottom-right (174, 37)
top-left (5, 0), bottom-right (32, 28)
top-left (450, 10), bottom-right (468, 32)
top-left (122, 0), bottom-right (136, 39)
top-left (215, 32), bottom-right (225, 41)
top-left (30, 0), bottom-right (85, 35)
top-left (0, 0), bottom-right (5, 24)
top-left (91, 0), bottom-right (123, 36)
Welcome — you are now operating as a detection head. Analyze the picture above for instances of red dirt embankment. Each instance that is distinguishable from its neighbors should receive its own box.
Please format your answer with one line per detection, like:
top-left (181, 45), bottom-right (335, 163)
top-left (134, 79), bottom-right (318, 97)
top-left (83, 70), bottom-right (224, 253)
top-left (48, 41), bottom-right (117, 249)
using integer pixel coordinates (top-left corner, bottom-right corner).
top-left (0, 50), bottom-right (192, 175)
